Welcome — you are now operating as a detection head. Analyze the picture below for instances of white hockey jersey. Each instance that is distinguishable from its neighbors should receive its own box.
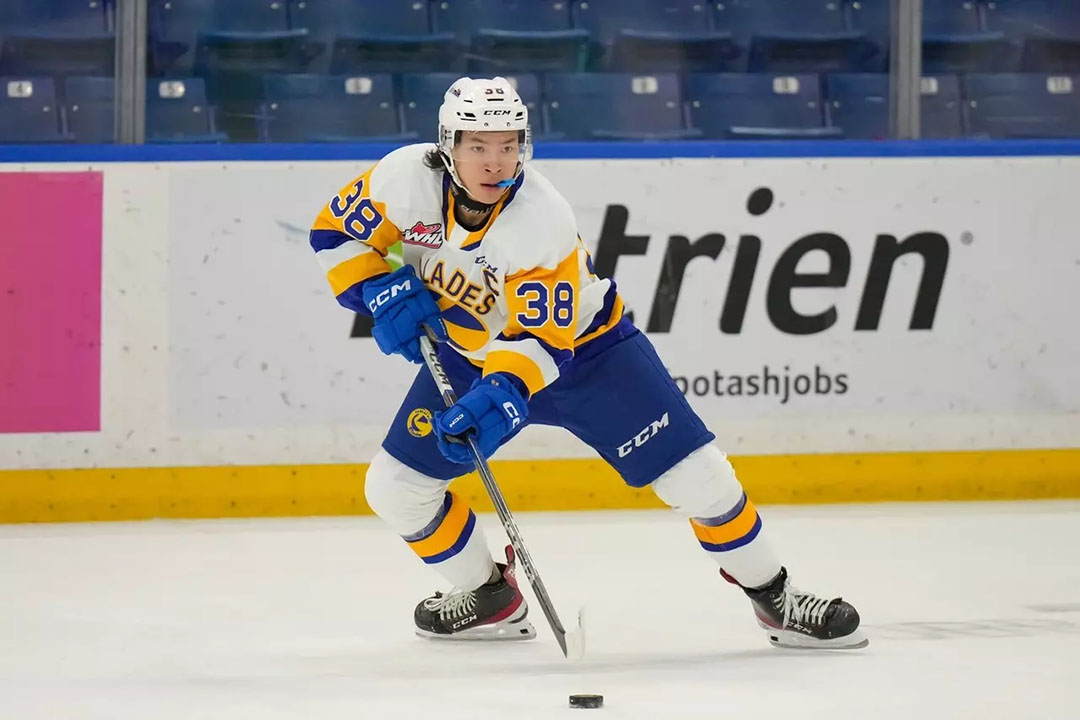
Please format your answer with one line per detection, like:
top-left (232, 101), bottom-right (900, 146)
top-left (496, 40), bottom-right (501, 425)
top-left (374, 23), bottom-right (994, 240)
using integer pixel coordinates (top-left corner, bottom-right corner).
top-left (311, 143), bottom-right (624, 397)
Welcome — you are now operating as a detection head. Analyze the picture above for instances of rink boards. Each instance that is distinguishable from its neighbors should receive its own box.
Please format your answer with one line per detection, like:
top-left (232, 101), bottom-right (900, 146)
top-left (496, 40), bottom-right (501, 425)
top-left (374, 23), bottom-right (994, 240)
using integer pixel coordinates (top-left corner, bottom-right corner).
top-left (1, 142), bottom-right (1078, 522)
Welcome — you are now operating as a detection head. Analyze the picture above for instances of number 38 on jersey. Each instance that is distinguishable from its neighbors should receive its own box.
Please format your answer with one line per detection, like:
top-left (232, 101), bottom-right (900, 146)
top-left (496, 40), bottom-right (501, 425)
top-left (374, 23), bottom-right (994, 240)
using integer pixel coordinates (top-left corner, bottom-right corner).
top-left (515, 281), bottom-right (574, 329)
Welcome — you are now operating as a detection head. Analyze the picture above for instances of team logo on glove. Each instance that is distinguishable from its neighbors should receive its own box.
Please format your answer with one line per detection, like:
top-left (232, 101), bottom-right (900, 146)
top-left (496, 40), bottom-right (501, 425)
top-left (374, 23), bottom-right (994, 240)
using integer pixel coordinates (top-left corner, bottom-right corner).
top-left (406, 408), bottom-right (434, 437)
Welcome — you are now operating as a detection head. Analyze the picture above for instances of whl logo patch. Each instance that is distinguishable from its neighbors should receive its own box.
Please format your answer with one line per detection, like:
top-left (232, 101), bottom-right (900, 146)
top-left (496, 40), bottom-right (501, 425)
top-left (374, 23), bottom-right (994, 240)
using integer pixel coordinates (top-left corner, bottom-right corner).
top-left (403, 220), bottom-right (443, 247)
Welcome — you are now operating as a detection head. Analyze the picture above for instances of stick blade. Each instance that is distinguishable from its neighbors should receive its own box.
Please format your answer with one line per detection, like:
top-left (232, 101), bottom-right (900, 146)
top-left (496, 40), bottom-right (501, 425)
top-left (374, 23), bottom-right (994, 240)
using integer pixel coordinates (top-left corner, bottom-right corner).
top-left (562, 607), bottom-right (586, 661)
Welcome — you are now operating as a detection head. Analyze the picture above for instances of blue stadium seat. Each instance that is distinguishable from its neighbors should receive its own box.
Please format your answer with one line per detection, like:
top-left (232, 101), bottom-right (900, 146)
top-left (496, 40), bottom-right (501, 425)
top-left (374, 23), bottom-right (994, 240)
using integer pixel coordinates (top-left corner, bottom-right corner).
top-left (291, 0), bottom-right (458, 74)
top-left (154, 0), bottom-right (290, 37)
top-left (984, 0), bottom-right (1080, 72)
top-left (920, 0), bottom-right (1014, 71)
top-left (435, 0), bottom-right (574, 37)
top-left (401, 73), bottom-right (468, 141)
top-left (146, 77), bottom-right (229, 142)
top-left (850, 0), bottom-right (1016, 73)
top-left (503, 73), bottom-right (541, 112)
top-left (65, 75), bottom-right (115, 142)
top-left (982, 0), bottom-right (1080, 37)
top-left (920, 37), bottom-right (1018, 73)
top-left (715, 0), bottom-right (877, 73)
top-left (150, 0), bottom-right (305, 75)
top-left (0, 34), bottom-right (116, 77)
top-left (64, 75), bottom-right (228, 142)
top-left (572, 0), bottom-right (714, 44)
top-left (826, 73), bottom-right (888, 138)
top-left (922, 31), bottom-right (1018, 73)
top-left (918, 73), bottom-right (965, 136)
top-left (964, 72), bottom-right (1080, 137)
top-left (0, 34), bottom-right (117, 77)
top-left (572, 0), bottom-right (737, 72)
top-left (327, 36), bottom-right (458, 74)
top-left (149, 0), bottom-right (311, 141)
top-left (848, 0), bottom-right (984, 42)
top-left (0, 77), bottom-right (69, 142)
top-left (192, 31), bottom-right (313, 75)
top-left (66, 75), bottom-right (114, 100)
top-left (259, 73), bottom-right (414, 142)
top-left (846, 0), bottom-right (893, 66)
top-left (291, 0), bottom-right (431, 42)
top-left (544, 73), bottom-right (702, 140)
top-left (825, 73), bottom-right (963, 138)
top-left (923, 0), bottom-right (985, 34)
top-left (686, 73), bottom-right (839, 139)
top-left (435, 0), bottom-right (588, 73)
top-left (0, 0), bottom-right (110, 36)
top-left (0, 1), bottom-right (114, 76)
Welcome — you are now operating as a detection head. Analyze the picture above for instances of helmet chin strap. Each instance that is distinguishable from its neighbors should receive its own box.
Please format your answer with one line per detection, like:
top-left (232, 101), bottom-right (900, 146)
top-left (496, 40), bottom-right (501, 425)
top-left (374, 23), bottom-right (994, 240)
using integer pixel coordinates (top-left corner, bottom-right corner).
top-left (449, 179), bottom-right (499, 213)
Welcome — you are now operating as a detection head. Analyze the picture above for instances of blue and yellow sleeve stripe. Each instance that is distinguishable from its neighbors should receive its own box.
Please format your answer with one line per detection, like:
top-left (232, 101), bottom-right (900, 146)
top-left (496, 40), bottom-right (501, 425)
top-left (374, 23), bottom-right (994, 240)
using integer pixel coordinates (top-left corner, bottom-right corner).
top-left (483, 332), bottom-right (571, 398)
top-left (575, 283), bottom-right (624, 347)
top-left (310, 168), bottom-right (402, 302)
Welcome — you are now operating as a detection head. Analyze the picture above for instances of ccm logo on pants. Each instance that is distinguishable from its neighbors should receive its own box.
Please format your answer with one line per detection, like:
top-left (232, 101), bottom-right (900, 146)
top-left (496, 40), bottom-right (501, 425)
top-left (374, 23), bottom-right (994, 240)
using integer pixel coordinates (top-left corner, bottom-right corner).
top-left (618, 412), bottom-right (670, 457)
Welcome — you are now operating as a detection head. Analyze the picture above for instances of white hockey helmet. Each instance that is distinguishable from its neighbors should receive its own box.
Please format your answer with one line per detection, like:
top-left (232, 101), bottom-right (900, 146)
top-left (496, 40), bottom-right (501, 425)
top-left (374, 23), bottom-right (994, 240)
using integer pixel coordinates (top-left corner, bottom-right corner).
top-left (437, 76), bottom-right (533, 199)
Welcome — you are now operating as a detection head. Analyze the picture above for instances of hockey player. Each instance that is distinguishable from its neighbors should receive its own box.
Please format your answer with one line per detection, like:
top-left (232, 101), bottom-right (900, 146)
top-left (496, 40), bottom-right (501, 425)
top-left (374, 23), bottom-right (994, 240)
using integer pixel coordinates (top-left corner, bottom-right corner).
top-left (310, 77), bottom-right (866, 650)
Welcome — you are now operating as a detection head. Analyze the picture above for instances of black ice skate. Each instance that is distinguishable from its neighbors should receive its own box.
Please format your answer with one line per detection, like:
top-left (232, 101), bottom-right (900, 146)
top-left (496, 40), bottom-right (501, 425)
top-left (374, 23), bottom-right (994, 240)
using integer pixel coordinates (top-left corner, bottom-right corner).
top-left (414, 545), bottom-right (536, 641)
top-left (726, 567), bottom-right (869, 649)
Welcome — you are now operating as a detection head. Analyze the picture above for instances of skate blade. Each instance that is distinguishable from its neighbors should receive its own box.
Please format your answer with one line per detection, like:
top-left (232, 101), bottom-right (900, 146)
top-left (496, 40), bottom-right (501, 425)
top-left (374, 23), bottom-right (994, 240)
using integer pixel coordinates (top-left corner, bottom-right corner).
top-left (762, 623), bottom-right (869, 650)
top-left (416, 617), bottom-right (537, 642)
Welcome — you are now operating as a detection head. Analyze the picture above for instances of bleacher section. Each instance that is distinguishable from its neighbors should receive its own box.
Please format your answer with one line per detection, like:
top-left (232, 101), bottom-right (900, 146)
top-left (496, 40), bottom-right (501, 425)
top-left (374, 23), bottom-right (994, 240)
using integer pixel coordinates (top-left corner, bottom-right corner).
top-left (1, 0), bottom-right (1079, 142)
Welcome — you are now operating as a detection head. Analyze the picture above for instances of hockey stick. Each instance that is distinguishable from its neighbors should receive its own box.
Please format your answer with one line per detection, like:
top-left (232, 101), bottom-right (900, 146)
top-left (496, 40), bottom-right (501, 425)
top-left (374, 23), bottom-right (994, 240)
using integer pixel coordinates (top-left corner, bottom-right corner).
top-left (418, 330), bottom-right (585, 661)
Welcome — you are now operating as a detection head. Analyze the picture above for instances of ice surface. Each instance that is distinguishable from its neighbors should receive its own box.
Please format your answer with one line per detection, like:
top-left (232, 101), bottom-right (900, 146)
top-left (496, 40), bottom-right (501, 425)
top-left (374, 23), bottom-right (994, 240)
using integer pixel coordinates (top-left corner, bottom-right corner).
top-left (2, 501), bottom-right (1078, 719)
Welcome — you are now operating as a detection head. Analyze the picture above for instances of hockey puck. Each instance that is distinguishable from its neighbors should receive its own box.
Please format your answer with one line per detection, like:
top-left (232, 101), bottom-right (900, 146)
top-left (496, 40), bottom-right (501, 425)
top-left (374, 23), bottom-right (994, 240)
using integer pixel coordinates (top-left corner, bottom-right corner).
top-left (569, 694), bottom-right (603, 709)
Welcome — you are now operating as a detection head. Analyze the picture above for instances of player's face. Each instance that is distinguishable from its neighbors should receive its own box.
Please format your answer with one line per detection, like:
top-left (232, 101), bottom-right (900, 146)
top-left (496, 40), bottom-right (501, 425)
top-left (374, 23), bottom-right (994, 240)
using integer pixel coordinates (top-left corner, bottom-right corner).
top-left (452, 131), bottom-right (520, 205)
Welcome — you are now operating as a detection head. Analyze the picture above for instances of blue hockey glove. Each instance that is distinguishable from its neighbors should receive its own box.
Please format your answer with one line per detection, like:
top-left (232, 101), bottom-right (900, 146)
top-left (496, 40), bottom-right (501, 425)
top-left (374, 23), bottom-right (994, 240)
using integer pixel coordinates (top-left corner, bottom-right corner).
top-left (435, 374), bottom-right (528, 464)
top-left (361, 265), bottom-right (447, 364)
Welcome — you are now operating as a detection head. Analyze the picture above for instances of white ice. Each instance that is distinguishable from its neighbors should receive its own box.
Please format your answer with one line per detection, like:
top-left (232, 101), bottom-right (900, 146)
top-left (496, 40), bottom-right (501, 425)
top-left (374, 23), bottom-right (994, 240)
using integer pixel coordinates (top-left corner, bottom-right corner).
top-left (2, 501), bottom-right (1079, 719)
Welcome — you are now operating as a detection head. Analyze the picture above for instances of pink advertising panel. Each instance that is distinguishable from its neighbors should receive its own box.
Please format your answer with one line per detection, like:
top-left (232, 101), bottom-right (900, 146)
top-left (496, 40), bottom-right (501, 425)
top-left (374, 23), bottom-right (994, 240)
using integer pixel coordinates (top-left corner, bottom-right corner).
top-left (0, 172), bottom-right (103, 433)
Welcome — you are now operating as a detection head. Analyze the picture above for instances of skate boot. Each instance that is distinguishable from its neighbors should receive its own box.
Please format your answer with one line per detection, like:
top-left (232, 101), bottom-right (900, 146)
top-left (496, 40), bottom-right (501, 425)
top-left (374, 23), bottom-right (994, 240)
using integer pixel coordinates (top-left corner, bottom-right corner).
top-left (414, 545), bottom-right (536, 641)
top-left (726, 567), bottom-right (868, 649)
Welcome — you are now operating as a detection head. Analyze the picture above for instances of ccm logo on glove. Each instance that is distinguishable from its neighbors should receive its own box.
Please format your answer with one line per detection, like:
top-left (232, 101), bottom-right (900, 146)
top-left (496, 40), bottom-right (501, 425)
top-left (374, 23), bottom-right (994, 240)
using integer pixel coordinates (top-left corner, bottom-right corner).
top-left (443, 411), bottom-right (470, 434)
top-left (443, 399), bottom-right (520, 436)
top-left (366, 279), bottom-right (413, 314)
top-left (502, 402), bottom-right (522, 429)
top-left (361, 266), bottom-right (447, 364)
